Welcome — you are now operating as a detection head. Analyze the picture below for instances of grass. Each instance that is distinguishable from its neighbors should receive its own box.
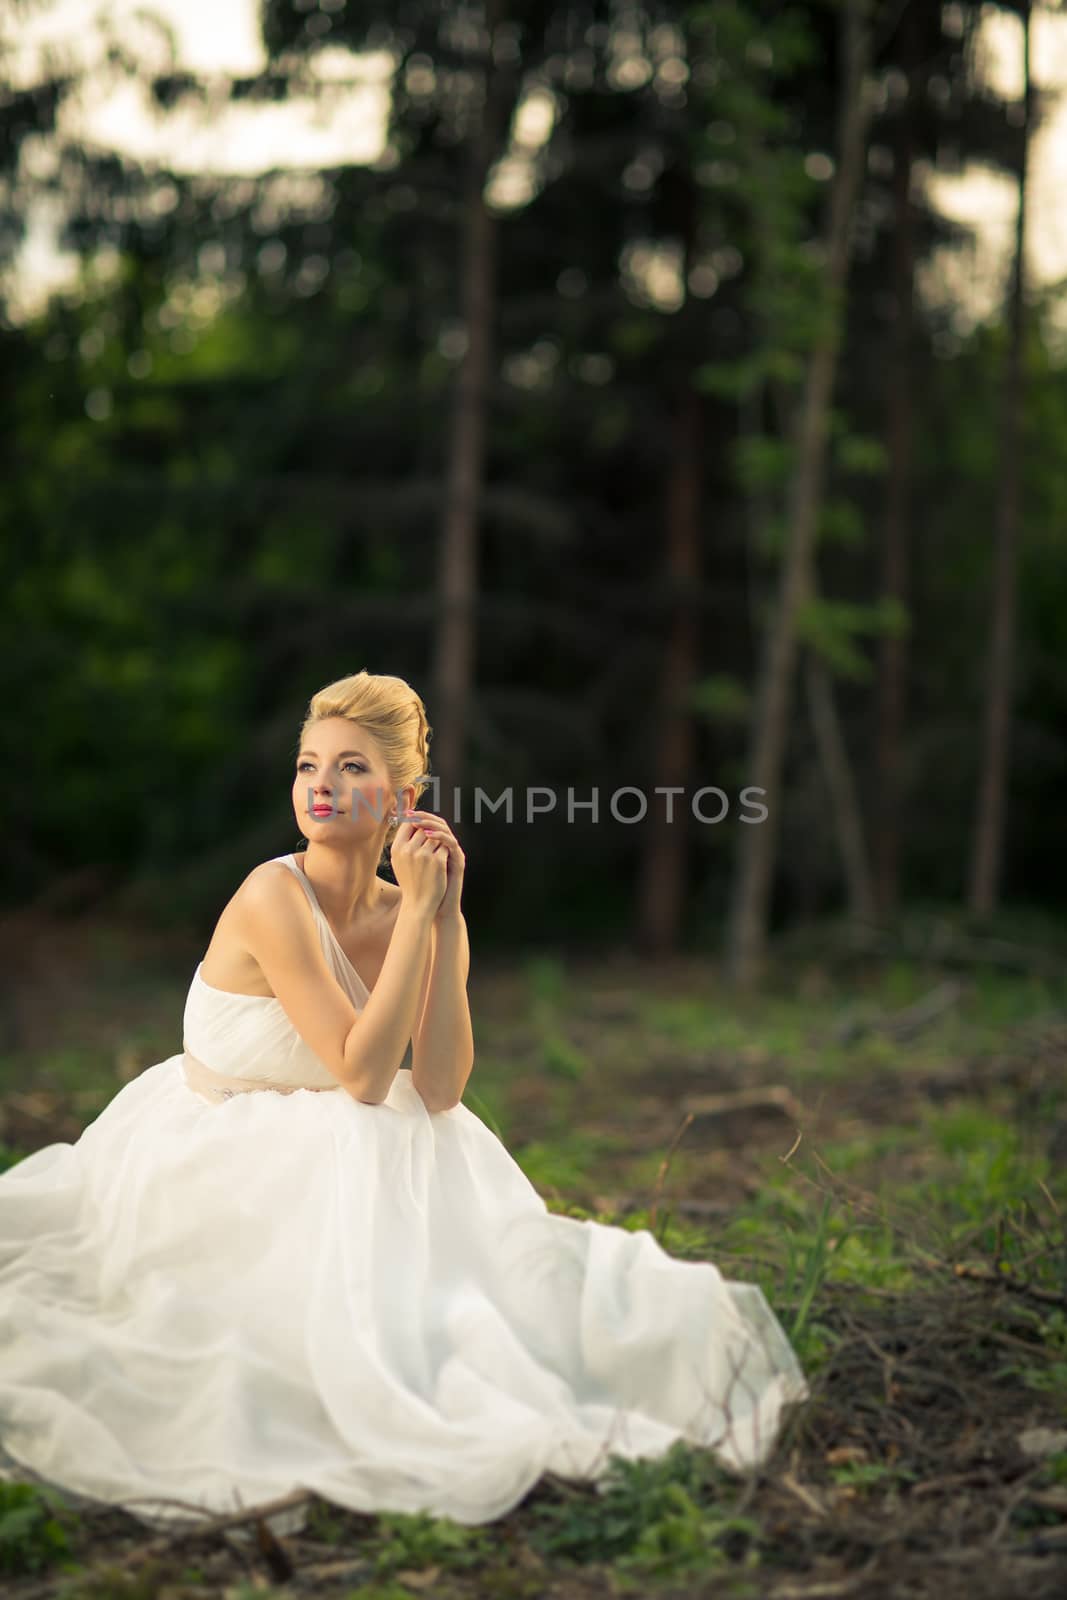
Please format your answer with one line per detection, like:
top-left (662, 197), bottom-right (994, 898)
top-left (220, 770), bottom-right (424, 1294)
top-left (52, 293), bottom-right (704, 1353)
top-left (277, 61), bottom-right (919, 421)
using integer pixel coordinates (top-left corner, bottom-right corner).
top-left (1, 922), bottom-right (1066, 1598)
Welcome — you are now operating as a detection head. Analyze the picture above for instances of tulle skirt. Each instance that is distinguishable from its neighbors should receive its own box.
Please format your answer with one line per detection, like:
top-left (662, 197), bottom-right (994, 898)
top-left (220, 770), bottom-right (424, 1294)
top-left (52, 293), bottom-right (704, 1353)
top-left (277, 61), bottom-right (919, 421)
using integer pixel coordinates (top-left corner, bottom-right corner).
top-left (0, 1055), bottom-right (808, 1530)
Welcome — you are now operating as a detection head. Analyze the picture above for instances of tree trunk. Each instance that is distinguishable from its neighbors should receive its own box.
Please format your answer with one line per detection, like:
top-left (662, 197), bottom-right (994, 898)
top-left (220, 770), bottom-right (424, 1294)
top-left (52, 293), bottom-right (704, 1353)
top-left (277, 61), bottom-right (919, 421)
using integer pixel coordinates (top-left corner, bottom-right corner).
top-left (805, 652), bottom-right (876, 922)
top-left (637, 136), bottom-right (703, 957)
top-left (725, 0), bottom-right (874, 988)
top-left (637, 384), bottom-right (702, 954)
top-left (968, 0), bottom-right (1031, 918)
top-left (874, 1), bottom-right (922, 922)
top-left (430, 0), bottom-right (503, 818)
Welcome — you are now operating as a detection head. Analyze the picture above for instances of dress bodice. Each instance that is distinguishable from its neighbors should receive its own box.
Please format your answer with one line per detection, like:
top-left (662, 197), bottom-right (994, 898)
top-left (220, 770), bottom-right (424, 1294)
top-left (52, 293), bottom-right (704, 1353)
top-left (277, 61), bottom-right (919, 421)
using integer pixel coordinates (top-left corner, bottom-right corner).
top-left (182, 853), bottom-right (396, 1089)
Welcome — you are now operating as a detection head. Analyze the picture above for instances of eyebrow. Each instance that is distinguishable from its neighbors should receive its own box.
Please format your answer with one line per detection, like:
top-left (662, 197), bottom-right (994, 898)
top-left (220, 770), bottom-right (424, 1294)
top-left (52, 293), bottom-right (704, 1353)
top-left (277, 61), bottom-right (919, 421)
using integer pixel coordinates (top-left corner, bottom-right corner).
top-left (297, 749), bottom-right (369, 761)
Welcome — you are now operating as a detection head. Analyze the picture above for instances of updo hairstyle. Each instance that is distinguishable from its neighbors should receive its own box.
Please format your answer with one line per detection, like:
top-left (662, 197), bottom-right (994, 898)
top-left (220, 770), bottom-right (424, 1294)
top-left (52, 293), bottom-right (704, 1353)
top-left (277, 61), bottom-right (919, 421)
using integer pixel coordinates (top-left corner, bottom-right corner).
top-left (297, 669), bottom-right (432, 860)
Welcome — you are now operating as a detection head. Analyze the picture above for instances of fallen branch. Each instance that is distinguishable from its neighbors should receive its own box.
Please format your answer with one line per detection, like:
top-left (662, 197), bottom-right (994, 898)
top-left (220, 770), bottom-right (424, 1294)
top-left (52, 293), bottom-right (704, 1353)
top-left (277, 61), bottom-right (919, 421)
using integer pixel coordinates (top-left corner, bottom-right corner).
top-left (832, 980), bottom-right (963, 1044)
top-left (8, 1486), bottom-right (323, 1599)
top-left (770, 1569), bottom-right (878, 1600)
top-left (680, 1085), bottom-right (806, 1123)
top-left (952, 1262), bottom-right (1067, 1308)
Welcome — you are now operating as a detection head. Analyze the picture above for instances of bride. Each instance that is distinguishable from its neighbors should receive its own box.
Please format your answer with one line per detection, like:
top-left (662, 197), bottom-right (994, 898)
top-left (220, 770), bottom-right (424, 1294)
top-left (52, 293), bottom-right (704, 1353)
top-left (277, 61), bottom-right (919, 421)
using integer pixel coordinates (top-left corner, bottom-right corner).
top-left (0, 668), bottom-right (808, 1533)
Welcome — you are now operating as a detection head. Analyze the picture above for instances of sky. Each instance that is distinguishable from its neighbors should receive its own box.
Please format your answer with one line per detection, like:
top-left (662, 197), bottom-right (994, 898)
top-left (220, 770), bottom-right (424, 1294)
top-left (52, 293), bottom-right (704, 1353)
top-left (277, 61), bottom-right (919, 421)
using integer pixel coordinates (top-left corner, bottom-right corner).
top-left (5, 0), bottom-right (1067, 331)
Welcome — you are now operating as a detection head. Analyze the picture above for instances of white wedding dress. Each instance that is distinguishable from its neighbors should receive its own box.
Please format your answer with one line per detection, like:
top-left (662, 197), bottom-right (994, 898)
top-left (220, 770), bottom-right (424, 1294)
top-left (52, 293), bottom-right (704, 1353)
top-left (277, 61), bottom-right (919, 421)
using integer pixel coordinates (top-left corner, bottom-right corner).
top-left (0, 852), bottom-right (808, 1533)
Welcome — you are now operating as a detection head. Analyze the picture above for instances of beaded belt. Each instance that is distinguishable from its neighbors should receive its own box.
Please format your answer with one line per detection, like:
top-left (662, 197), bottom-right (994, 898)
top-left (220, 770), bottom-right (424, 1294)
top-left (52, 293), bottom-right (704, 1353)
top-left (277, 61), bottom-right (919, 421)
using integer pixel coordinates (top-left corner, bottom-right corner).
top-left (182, 1049), bottom-right (339, 1104)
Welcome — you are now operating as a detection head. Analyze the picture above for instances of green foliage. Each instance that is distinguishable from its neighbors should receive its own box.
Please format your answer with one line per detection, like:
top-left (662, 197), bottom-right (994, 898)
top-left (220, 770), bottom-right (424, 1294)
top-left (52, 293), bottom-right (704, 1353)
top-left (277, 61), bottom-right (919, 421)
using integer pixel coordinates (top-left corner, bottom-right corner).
top-left (0, 1482), bottom-right (77, 1577)
top-left (1, 0), bottom-right (1064, 931)
top-left (56, 1564), bottom-right (201, 1600)
top-left (689, 673), bottom-right (752, 724)
top-left (339, 1586), bottom-right (419, 1600)
top-left (997, 1309), bottom-right (1067, 1400)
top-left (367, 1510), bottom-right (493, 1578)
top-left (923, 1105), bottom-right (1051, 1228)
top-left (526, 1440), bottom-right (755, 1581)
top-left (734, 433), bottom-right (793, 493)
top-left (462, 1088), bottom-right (506, 1142)
top-left (796, 596), bottom-right (906, 679)
top-left (522, 958), bottom-right (590, 1081)
top-left (514, 1130), bottom-right (618, 1197)
top-left (816, 496), bottom-right (866, 547)
top-left (784, 1193), bottom-right (832, 1334)
top-left (0, 1142), bottom-right (29, 1175)
top-left (605, 1200), bottom-right (717, 1259)
top-left (516, 1138), bottom-right (589, 1194)
top-left (305, 1500), bottom-right (347, 1544)
top-left (834, 432), bottom-right (888, 476)
top-left (695, 347), bottom-right (804, 401)
top-left (523, 956), bottom-right (567, 1010)
top-left (1039, 1450), bottom-right (1067, 1485)
top-left (828, 1459), bottom-right (917, 1494)
top-left (824, 1231), bottom-right (915, 1293)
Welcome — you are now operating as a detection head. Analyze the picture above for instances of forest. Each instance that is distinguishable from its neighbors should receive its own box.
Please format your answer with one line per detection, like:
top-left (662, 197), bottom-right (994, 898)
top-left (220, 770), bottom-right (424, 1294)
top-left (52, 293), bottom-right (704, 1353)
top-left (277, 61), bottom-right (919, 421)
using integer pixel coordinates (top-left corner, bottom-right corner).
top-left (1, 1), bottom-right (1066, 1597)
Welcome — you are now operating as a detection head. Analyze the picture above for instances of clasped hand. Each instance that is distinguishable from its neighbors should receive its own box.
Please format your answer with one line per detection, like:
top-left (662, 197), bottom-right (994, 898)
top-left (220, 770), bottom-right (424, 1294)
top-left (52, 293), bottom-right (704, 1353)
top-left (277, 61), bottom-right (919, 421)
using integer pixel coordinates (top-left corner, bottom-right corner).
top-left (390, 811), bottom-right (465, 921)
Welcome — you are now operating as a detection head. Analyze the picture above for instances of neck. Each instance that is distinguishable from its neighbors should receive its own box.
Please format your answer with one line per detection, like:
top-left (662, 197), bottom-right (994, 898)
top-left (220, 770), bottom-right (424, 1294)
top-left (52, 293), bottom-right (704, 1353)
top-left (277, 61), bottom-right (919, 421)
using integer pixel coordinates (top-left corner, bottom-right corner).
top-left (298, 840), bottom-right (385, 927)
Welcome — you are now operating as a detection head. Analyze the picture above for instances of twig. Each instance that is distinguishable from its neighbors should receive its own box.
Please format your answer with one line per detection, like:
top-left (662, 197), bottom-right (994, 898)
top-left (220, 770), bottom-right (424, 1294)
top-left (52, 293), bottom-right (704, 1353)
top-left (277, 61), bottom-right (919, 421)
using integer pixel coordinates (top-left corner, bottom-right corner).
top-left (0, 1489), bottom-right (322, 1600)
top-left (780, 1126), bottom-right (803, 1163)
top-left (290, 1555), bottom-right (377, 1583)
top-left (1011, 1527), bottom-right (1067, 1553)
top-left (986, 1465), bottom-right (1047, 1547)
top-left (779, 1470), bottom-right (828, 1519)
top-left (952, 1262), bottom-right (1067, 1307)
top-left (911, 1469), bottom-right (1002, 1498)
top-left (770, 1557), bottom-right (879, 1599)
top-left (648, 1110), bottom-right (694, 1230)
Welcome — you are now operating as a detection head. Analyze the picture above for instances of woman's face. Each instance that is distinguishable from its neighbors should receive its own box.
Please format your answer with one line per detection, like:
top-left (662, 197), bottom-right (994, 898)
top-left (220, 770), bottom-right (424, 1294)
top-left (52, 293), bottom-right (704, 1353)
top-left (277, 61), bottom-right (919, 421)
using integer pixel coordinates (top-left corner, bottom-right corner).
top-left (292, 717), bottom-right (399, 844)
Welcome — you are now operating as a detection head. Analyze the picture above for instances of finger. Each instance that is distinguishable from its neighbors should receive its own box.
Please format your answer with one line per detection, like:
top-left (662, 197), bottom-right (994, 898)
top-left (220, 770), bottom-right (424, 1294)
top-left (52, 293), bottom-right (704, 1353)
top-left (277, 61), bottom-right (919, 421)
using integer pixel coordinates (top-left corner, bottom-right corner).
top-left (415, 827), bottom-right (455, 848)
top-left (404, 812), bottom-right (457, 839)
top-left (406, 820), bottom-right (455, 843)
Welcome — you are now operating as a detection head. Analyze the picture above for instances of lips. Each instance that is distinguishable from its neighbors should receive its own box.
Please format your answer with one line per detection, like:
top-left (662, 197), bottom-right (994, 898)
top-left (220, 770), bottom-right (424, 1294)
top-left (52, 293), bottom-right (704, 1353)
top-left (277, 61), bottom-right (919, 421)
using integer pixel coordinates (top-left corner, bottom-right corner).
top-left (310, 806), bottom-right (342, 816)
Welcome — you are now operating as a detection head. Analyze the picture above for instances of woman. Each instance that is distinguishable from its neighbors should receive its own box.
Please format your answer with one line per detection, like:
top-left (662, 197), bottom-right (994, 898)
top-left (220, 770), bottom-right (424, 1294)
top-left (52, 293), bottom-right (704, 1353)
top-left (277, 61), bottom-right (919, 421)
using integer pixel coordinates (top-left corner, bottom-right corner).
top-left (0, 668), bottom-right (808, 1533)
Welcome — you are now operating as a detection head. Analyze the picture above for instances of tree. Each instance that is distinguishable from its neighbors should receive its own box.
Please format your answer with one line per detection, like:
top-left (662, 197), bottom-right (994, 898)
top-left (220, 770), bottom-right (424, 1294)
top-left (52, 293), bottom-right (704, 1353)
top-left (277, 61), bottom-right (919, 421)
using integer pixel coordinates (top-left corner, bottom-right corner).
top-left (725, 0), bottom-right (875, 987)
top-left (872, 0), bottom-right (925, 920)
top-left (968, 0), bottom-right (1032, 917)
top-left (431, 0), bottom-right (512, 812)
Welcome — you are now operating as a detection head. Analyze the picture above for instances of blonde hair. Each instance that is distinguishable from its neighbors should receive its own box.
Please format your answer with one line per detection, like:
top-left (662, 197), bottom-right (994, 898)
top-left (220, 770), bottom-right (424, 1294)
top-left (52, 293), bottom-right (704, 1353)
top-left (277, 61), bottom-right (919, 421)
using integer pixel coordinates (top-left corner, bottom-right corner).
top-left (297, 669), bottom-right (432, 855)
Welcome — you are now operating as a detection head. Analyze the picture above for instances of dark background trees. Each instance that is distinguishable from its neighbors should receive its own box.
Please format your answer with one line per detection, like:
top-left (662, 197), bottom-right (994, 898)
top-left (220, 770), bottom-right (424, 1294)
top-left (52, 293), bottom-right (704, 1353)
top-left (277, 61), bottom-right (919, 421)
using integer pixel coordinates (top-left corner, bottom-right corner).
top-left (3, 0), bottom-right (1065, 973)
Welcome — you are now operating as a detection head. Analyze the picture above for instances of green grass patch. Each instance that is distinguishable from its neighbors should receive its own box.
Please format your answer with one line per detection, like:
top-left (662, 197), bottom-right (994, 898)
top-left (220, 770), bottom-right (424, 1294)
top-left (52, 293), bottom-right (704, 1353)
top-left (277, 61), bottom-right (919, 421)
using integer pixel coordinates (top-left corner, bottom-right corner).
top-left (0, 1482), bottom-right (79, 1579)
top-left (524, 1439), bottom-right (758, 1584)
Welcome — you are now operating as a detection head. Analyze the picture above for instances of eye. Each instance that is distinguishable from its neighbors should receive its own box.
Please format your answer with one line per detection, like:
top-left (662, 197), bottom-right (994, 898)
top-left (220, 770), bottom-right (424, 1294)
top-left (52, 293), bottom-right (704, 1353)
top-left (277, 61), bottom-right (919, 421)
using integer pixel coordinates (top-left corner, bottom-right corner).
top-left (295, 760), bottom-right (367, 774)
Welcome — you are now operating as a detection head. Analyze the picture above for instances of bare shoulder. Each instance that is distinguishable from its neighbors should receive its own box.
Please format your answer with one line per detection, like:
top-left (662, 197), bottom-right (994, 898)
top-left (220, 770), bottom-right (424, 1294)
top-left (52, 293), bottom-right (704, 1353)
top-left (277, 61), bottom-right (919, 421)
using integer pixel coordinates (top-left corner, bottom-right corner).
top-left (200, 861), bottom-right (311, 997)
top-left (241, 857), bottom-right (304, 897)
top-left (237, 858), bottom-right (322, 934)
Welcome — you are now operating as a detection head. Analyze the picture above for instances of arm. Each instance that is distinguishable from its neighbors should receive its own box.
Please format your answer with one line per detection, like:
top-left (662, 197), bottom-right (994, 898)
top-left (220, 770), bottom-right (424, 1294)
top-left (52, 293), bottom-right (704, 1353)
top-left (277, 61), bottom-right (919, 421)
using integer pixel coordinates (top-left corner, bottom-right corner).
top-left (236, 866), bottom-right (433, 1104)
top-left (410, 912), bottom-right (474, 1112)
top-left (348, 901), bottom-right (436, 1103)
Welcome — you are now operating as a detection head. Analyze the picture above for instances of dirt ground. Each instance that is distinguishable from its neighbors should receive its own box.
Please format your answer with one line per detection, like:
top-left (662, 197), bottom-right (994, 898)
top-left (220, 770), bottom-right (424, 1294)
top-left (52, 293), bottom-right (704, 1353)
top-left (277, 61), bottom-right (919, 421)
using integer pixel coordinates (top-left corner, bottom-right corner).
top-left (1, 923), bottom-right (1065, 1598)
